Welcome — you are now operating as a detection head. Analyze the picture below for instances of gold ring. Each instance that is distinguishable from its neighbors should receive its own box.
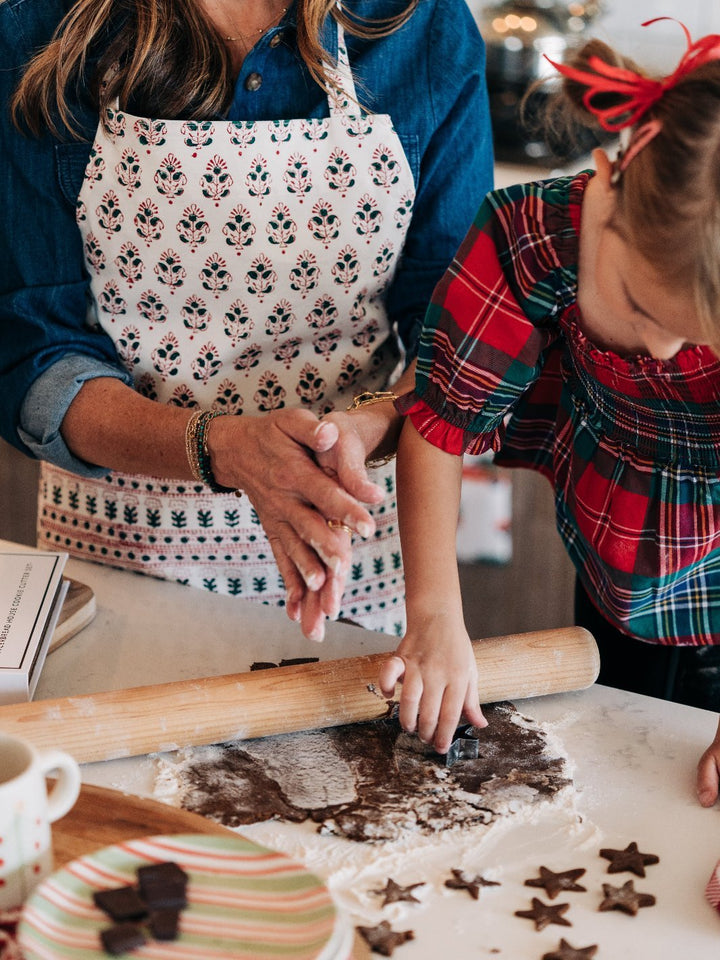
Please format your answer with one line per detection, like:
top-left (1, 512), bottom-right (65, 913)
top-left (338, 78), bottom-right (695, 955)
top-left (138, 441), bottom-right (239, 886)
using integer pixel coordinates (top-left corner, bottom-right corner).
top-left (327, 519), bottom-right (353, 535)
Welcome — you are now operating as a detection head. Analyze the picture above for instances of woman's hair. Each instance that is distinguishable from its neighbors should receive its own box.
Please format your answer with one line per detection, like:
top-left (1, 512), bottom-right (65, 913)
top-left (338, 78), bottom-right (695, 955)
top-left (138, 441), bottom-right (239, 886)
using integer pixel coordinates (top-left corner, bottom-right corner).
top-left (548, 39), bottom-right (720, 348)
top-left (12, 0), bottom-right (417, 138)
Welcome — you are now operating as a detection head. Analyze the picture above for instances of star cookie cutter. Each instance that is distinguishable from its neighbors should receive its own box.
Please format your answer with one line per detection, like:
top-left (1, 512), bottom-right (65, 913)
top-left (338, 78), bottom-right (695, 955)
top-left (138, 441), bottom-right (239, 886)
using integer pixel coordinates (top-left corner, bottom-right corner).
top-left (444, 724), bottom-right (480, 768)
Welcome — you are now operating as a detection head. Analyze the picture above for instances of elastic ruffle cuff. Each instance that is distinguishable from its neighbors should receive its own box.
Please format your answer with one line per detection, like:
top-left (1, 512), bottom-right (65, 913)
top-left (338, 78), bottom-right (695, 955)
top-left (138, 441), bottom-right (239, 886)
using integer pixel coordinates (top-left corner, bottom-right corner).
top-left (395, 391), bottom-right (501, 457)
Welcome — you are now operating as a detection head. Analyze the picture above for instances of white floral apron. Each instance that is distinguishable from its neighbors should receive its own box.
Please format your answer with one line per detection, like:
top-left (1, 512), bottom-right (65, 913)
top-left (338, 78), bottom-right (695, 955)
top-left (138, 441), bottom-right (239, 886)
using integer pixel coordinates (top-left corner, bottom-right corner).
top-left (38, 21), bottom-right (415, 635)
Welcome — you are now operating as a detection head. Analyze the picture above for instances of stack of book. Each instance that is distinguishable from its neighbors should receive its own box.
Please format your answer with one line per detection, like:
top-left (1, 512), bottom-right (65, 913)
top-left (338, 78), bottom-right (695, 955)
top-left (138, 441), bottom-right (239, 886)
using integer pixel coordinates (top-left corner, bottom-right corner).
top-left (0, 548), bottom-right (68, 704)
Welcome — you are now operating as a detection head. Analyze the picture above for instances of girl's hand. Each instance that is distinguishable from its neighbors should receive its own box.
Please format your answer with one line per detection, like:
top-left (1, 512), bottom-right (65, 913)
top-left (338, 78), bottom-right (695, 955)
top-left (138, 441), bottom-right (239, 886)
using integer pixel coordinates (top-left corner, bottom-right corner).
top-left (378, 616), bottom-right (487, 753)
top-left (696, 717), bottom-right (720, 806)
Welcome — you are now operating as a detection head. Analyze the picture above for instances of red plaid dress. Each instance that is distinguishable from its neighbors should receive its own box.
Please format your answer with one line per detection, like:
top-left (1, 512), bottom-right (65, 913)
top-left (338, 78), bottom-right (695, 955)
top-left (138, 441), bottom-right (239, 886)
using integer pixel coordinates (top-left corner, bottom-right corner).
top-left (399, 172), bottom-right (720, 645)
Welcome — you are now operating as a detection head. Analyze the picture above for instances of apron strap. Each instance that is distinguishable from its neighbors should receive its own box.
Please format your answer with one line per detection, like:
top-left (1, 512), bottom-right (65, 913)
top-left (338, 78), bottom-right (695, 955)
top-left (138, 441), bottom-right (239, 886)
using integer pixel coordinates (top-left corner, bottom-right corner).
top-left (325, 17), bottom-right (360, 117)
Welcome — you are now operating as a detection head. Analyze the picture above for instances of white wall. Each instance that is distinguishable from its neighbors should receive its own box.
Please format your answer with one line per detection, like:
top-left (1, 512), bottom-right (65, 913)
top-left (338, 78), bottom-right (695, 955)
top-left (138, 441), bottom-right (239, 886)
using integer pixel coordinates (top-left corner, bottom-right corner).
top-left (599, 1), bottom-right (720, 71)
top-left (472, 2), bottom-right (720, 73)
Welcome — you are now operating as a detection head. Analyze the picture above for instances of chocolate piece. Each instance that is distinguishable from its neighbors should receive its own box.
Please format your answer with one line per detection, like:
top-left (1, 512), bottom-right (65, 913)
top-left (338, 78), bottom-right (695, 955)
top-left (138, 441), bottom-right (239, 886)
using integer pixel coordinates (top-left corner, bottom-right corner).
top-left (444, 868), bottom-right (500, 900)
top-left (598, 880), bottom-right (656, 915)
top-left (148, 909), bottom-right (181, 941)
top-left (93, 886), bottom-right (148, 921)
top-left (137, 861), bottom-right (188, 909)
top-left (525, 867), bottom-right (587, 899)
top-left (250, 658), bottom-right (320, 671)
top-left (136, 861), bottom-right (188, 889)
top-left (371, 878), bottom-right (425, 906)
top-left (356, 920), bottom-right (415, 956)
top-left (542, 938), bottom-right (598, 960)
top-left (599, 842), bottom-right (659, 877)
top-left (514, 897), bottom-right (572, 930)
top-left (100, 922), bottom-right (147, 956)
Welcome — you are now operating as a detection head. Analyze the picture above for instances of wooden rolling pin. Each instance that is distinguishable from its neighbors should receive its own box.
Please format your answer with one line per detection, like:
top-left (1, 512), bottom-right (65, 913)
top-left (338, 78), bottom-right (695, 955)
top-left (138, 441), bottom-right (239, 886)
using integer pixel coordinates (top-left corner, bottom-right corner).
top-left (0, 626), bottom-right (598, 763)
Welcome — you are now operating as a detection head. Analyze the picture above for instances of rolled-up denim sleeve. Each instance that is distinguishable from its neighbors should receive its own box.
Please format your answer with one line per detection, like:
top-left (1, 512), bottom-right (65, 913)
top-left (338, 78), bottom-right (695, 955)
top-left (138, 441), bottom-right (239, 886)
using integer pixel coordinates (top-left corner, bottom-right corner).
top-left (19, 355), bottom-right (132, 476)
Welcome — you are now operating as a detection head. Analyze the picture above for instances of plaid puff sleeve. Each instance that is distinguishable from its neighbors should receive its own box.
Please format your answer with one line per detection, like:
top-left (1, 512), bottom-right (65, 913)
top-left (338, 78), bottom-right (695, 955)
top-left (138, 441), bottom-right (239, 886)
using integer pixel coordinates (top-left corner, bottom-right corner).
top-left (397, 175), bottom-right (584, 456)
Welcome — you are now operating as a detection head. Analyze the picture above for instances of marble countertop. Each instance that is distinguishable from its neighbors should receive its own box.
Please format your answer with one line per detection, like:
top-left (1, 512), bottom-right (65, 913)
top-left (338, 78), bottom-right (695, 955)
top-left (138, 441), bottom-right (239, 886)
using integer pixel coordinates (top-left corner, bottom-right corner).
top-left (12, 546), bottom-right (720, 957)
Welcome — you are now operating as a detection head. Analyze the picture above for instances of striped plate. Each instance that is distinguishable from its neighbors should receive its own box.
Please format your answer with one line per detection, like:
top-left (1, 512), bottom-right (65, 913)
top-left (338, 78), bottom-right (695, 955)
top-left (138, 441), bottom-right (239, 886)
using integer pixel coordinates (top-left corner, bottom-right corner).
top-left (18, 833), bottom-right (352, 959)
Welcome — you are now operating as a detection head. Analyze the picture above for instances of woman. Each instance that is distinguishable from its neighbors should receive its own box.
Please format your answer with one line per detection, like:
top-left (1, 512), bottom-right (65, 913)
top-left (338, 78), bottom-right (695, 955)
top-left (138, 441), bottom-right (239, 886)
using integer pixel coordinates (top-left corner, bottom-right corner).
top-left (0, 0), bottom-right (492, 640)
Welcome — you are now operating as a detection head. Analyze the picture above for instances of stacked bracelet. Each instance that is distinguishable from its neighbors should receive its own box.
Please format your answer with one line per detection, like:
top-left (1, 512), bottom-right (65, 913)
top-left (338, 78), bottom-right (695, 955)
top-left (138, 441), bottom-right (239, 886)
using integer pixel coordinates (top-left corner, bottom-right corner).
top-left (184, 409), bottom-right (234, 493)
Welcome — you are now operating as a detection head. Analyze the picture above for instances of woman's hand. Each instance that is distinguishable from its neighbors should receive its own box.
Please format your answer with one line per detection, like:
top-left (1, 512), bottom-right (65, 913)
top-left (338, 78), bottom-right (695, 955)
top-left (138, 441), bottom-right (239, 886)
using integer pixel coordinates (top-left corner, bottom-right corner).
top-left (208, 408), bottom-right (383, 640)
top-left (378, 614), bottom-right (487, 753)
top-left (696, 717), bottom-right (720, 806)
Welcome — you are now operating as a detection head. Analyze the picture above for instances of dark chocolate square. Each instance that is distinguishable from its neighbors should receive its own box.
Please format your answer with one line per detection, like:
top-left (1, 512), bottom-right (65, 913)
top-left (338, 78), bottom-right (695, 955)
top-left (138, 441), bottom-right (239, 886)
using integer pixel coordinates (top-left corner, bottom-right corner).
top-left (93, 886), bottom-right (148, 921)
top-left (136, 861), bottom-right (188, 890)
top-left (100, 921), bottom-right (147, 955)
top-left (149, 909), bottom-right (181, 941)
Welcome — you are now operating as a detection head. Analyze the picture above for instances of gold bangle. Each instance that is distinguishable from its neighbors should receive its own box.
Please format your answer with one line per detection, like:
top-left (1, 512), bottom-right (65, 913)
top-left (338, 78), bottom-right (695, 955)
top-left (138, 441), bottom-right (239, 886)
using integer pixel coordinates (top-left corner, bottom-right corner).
top-left (346, 390), bottom-right (398, 410)
top-left (346, 391), bottom-right (399, 468)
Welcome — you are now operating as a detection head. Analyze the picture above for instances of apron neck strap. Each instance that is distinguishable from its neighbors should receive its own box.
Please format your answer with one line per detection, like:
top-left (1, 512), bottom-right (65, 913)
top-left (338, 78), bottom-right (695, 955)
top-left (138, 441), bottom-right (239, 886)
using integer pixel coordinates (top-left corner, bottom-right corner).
top-left (325, 15), bottom-right (359, 116)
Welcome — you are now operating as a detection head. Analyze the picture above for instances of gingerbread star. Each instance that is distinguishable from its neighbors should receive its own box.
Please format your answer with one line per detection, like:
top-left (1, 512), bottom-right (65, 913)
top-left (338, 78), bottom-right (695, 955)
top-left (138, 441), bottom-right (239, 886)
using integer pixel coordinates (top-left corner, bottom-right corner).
top-left (599, 841), bottom-right (659, 877)
top-left (356, 920), bottom-right (415, 956)
top-left (598, 880), bottom-right (656, 916)
top-left (444, 869), bottom-right (501, 900)
top-left (525, 866), bottom-right (587, 900)
top-left (542, 938), bottom-right (598, 960)
top-left (371, 878), bottom-right (425, 906)
top-left (515, 897), bottom-right (572, 931)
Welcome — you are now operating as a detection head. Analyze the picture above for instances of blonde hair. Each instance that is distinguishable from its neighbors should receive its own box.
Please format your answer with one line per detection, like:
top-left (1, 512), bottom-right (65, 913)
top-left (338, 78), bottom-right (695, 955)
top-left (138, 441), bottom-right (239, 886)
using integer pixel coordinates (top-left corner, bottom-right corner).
top-left (550, 39), bottom-right (720, 349)
top-left (13, 0), bottom-right (417, 138)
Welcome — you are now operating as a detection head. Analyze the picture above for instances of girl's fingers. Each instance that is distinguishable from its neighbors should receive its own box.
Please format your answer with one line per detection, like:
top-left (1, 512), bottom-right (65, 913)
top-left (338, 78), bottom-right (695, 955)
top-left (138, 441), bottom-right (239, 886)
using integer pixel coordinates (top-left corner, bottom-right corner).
top-left (397, 666), bottom-right (423, 736)
top-left (378, 655), bottom-right (406, 697)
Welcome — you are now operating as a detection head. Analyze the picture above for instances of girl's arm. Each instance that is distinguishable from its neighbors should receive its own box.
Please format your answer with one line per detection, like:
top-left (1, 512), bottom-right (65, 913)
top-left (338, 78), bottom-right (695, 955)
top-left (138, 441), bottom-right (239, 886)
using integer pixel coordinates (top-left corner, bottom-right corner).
top-left (378, 418), bottom-right (486, 753)
top-left (696, 717), bottom-right (720, 806)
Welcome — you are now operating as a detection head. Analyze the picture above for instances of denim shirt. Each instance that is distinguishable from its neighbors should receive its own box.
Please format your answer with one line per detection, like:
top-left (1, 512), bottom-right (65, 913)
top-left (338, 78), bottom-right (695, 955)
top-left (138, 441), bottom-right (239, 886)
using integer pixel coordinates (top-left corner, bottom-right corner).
top-left (0, 0), bottom-right (493, 474)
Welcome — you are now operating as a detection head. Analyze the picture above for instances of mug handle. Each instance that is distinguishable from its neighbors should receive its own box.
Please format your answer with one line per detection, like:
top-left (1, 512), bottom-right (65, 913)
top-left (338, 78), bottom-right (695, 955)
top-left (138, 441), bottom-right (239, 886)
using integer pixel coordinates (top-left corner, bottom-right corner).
top-left (38, 749), bottom-right (82, 823)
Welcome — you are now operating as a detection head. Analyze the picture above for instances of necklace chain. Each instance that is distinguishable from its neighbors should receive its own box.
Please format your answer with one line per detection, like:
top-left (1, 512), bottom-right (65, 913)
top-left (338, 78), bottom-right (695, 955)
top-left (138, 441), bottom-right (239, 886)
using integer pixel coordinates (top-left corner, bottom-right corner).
top-left (224, 3), bottom-right (288, 42)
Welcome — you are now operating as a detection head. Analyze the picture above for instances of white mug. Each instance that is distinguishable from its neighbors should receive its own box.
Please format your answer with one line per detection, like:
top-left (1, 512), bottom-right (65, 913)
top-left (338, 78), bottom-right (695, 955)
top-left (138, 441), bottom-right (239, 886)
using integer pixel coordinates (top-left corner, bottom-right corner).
top-left (0, 734), bottom-right (81, 909)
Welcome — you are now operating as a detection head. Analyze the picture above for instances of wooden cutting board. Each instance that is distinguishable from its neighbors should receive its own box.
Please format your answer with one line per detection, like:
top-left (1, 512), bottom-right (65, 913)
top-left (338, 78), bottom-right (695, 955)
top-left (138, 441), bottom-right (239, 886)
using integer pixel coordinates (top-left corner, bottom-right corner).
top-left (52, 782), bottom-right (231, 867)
top-left (52, 784), bottom-right (369, 958)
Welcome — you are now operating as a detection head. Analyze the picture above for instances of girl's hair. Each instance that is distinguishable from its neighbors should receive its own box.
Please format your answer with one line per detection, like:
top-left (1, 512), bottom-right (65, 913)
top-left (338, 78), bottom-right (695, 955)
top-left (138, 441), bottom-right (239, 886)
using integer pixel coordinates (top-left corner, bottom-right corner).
top-left (549, 39), bottom-right (720, 348)
top-left (12, 0), bottom-right (417, 138)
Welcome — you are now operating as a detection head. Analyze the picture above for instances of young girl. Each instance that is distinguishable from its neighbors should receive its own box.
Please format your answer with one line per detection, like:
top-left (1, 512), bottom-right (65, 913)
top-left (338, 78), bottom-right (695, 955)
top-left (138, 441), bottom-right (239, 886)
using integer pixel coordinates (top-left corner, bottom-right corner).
top-left (379, 19), bottom-right (720, 807)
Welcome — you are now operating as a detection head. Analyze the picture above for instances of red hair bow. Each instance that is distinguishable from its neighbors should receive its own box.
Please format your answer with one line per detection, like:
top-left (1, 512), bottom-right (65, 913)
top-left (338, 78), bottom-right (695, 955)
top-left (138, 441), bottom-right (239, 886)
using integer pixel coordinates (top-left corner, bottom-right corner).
top-left (546, 18), bottom-right (720, 131)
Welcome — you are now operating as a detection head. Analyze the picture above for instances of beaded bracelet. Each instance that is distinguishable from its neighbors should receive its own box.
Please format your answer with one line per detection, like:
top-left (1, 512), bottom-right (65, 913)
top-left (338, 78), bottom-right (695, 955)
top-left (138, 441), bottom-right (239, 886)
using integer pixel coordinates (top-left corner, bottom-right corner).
top-left (184, 409), bottom-right (235, 493)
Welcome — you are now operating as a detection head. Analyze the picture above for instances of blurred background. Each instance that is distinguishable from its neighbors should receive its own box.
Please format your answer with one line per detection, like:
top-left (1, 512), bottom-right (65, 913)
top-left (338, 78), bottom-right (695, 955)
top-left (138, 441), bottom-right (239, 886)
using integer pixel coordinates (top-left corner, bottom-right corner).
top-left (1, 0), bottom-right (714, 638)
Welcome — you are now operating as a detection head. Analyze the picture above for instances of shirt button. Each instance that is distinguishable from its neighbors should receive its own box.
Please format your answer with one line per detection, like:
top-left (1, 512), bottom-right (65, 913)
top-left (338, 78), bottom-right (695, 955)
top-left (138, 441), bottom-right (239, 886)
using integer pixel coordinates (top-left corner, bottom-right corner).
top-left (269, 32), bottom-right (283, 48)
top-left (245, 72), bottom-right (263, 92)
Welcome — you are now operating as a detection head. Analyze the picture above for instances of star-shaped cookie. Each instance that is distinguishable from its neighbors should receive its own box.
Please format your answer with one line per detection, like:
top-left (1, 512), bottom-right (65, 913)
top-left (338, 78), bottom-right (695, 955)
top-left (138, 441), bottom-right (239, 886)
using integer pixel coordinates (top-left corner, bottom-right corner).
top-left (525, 866), bottom-right (587, 899)
top-left (371, 878), bottom-right (425, 906)
top-left (444, 869), bottom-right (501, 900)
top-left (514, 897), bottom-right (572, 930)
top-left (356, 920), bottom-right (415, 956)
top-left (599, 841), bottom-right (659, 877)
top-left (598, 880), bottom-right (656, 916)
top-left (542, 938), bottom-right (598, 960)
